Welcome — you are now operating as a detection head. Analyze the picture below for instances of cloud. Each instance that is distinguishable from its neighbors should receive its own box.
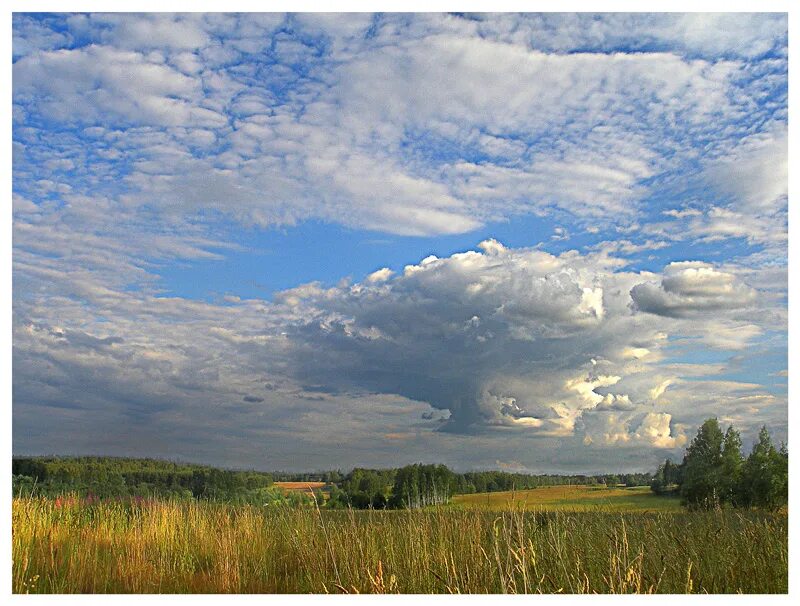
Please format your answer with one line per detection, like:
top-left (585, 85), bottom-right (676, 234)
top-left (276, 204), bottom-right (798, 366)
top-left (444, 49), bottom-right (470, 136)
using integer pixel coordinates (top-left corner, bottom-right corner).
top-left (631, 262), bottom-right (757, 318)
top-left (703, 126), bottom-right (788, 213)
top-left (11, 14), bottom-right (787, 471)
top-left (12, 14), bottom-right (70, 58)
top-left (13, 13), bottom-right (781, 237)
top-left (13, 45), bottom-right (225, 127)
top-left (459, 13), bottom-right (786, 60)
top-left (11, 233), bottom-right (784, 469)
top-left (91, 13), bottom-right (210, 51)
top-left (366, 268), bottom-right (394, 283)
top-left (579, 411), bottom-right (686, 449)
top-left (268, 243), bottom-right (769, 436)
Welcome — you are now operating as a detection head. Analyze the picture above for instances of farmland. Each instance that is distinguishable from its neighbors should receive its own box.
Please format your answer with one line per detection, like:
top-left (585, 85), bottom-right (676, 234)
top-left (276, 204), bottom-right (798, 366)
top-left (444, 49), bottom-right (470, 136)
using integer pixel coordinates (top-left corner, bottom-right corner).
top-left (272, 482), bottom-right (329, 494)
top-left (12, 495), bottom-right (786, 593)
top-left (452, 485), bottom-right (682, 512)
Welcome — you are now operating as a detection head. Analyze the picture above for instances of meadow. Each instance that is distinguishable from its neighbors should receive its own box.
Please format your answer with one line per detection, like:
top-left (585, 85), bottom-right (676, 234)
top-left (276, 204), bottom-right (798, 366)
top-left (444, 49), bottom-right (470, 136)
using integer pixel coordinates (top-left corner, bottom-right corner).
top-left (12, 493), bottom-right (787, 594)
top-left (451, 484), bottom-right (683, 512)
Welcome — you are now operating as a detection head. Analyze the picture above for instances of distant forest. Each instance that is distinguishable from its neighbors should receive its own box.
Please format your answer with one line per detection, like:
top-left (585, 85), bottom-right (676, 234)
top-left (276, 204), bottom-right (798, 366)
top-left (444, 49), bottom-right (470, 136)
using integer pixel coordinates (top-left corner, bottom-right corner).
top-left (12, 455), bottom-right (650, 508)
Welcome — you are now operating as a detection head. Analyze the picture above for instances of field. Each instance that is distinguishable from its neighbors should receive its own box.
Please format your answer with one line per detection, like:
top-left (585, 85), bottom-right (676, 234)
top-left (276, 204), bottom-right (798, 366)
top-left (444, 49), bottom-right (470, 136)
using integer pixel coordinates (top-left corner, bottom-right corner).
top-left (272, 481), bottom-right (328, 494)
top-left (12, 495), bottom-right (787, 594)
top-left (452, 485), bottom-right (682, 512)
top-left (272, 481), bottom-right (327, 491)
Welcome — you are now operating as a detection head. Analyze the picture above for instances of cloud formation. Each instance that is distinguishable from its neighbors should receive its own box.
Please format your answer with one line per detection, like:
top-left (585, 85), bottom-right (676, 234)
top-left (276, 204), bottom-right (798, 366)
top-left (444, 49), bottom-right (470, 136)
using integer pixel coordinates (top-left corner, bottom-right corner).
top-left (12, 13), bottom-right (787, 237)
top-left (631, 262), bottom-right (757, 318)
top-left (12, 13), bottom-right (787, 471)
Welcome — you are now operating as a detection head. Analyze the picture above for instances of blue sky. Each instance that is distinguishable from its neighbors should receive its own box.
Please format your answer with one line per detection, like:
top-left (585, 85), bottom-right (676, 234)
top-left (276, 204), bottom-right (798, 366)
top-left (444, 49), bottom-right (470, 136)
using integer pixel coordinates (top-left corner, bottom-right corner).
top-left (12, 12), bottom-right (788, 472)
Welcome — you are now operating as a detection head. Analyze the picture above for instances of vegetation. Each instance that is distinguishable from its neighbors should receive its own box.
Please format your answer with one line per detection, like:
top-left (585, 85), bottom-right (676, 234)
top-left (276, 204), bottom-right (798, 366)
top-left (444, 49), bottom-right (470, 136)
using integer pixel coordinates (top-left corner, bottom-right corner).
top-left (452, 485), bottom-right (681, 513)
top-left (12, 456), bottom-right (277, 505)
top-left (12, 497), bottom-right (786, 593)
top-left (651, 420), bottom-right (788, 510)
top-left (390, 464), bottom-right (455, 508)
top-left (11, 446), bottom-right (788, 593)
top-left (13, 456), bottom-right (653, 510)
top-left (15, 429), bottom-right (787, 514)
top-left (327, 468), bottom-right (396, 509)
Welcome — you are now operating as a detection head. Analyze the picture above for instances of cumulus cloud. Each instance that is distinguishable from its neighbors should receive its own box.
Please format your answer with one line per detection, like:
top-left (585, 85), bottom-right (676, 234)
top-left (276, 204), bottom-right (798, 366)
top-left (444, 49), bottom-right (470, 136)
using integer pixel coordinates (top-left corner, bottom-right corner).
top-left (631, 262), bottom-right (757, 318)
top-left (11, 14), bottom-right (787, 470)
top-left (12, 229), bottom-right (784, 468)
top-left (580, 411), bottom-right (686, 449)
top-left (261, 243), bottom-right (768, 440)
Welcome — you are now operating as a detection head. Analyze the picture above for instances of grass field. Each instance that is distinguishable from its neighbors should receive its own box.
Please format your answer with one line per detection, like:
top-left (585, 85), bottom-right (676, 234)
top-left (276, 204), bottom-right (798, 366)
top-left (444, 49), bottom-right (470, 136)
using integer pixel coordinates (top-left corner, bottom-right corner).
top-left (272, 481), bottom-right (328, 494)
top-left (12, 496), bottom-right (787, 593)
top-left (452, 485), bottom-right (682, 512)
top-left (273, 481), bottom-right (327, 491)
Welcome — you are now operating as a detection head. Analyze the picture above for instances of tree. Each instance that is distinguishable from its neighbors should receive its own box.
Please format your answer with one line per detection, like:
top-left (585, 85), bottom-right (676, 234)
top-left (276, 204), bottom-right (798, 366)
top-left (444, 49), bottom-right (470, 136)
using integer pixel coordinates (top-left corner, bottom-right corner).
top-left (720, 425), bottom-right (743, 505)
top-left (650, 458), bottom-right (680, 495)
top-left (389, 464), bottom-right (455, 509)
top-left (663, 459), bottom-right (680, 486)
top-left (680, 418), bottom-right (725, 509)
top-left (739, 426), bottom-right (788, 510)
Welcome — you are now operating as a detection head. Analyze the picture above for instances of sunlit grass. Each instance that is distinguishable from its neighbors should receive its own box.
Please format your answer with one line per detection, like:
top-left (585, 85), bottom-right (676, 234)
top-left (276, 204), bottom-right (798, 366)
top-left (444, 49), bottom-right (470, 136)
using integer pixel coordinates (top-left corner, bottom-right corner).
top-left (451, 485), bottom-right (683, 512)
top-left (12, 496), bottom-right (786, 593)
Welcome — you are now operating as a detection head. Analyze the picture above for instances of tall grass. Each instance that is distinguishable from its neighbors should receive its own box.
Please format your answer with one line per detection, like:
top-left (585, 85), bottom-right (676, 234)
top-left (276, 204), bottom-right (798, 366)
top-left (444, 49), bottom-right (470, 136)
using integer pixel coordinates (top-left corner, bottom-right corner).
top-left (12, 497), bottom-right (787, 593)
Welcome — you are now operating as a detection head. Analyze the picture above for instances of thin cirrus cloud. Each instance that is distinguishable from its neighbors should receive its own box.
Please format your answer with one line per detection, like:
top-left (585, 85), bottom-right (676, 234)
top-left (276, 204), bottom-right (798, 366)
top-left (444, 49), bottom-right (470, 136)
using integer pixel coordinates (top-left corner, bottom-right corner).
top-left (11, 13), bottom-right (787, 471)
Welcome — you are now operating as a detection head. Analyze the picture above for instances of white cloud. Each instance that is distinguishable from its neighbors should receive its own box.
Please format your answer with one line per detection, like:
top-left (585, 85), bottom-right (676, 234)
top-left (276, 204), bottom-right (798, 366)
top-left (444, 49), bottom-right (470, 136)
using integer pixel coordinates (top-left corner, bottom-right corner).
top-left (11, 14), bottom-right (787, 470)
top-left (93, 14), bottom-right (210, 51)
top-left (12, 222), bottom-right (784, 467)
top-left (634, 413), bottom-right (687, 449)
top-left (13, 14), bottom-right (776, 237)
top-left (462, 13), bottom-right (785, 60)
top-left (13, 45), bottom-right (225, 127)
top-left (366, 268), bottom-right (394, 284)
top-left (649, 379), bottom-right (672, 401)
top-left (267, 243), bottom-right (771, 436)
top-left (631, 262), bottom-right (757, 318)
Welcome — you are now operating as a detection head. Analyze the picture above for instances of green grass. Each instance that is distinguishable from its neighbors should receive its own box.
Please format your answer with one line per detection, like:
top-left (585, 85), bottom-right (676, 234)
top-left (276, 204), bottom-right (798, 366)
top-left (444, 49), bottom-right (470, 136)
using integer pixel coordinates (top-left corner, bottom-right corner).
top-left (12, 496), bottom-right (787, 593)
top-left (451, 485), bottom-right (682, 512)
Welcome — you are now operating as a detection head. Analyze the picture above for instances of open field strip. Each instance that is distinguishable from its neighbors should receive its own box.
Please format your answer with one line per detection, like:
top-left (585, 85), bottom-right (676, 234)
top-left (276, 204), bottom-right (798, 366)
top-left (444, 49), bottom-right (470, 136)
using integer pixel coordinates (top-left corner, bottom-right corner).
top-left (272, 482), bottom-right (327, 490)
top-left (451, 485), bottom-right (682, 512)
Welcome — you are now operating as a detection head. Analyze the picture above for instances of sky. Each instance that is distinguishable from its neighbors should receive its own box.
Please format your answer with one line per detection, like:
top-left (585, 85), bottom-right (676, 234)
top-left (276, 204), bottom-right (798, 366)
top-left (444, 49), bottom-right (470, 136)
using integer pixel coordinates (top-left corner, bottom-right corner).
top-left (11, 12), bottom-right (788, 473)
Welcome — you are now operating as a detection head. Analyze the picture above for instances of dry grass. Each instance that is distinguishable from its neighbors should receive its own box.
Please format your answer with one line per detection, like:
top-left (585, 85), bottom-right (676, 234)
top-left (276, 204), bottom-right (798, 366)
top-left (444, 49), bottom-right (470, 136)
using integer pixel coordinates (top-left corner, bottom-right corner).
top-left (12, 497), bottom-right (786, 594)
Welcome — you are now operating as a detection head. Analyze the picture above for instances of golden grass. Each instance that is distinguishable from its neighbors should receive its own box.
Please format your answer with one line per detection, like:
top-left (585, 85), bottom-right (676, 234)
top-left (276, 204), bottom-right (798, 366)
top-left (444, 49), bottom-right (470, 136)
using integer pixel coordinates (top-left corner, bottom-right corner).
top-left (273, 481), bottom-right (327, 491)
top-left (452, 485), bottom-right (682, 512)
top-left (12, 497), bottom-right (787, 594)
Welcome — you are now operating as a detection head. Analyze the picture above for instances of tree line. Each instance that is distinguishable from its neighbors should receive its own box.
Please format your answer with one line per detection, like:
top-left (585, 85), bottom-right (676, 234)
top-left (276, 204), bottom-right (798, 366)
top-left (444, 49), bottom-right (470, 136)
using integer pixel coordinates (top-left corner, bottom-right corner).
top-left (12, 456), bottom-right (276, 503)
top-left (13, 456), bottom-right (652, 509)
top-left (326, 465), bottom-right (651, 509)
top-left (651, 419), bottom-right (788, 510)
